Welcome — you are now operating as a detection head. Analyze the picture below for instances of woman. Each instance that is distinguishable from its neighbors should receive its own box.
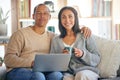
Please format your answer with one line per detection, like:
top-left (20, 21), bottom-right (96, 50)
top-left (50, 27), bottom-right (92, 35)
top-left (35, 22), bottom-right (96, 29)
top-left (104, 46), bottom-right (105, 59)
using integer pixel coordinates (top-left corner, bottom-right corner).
top-left (50, 6), bottom-right (101, 80)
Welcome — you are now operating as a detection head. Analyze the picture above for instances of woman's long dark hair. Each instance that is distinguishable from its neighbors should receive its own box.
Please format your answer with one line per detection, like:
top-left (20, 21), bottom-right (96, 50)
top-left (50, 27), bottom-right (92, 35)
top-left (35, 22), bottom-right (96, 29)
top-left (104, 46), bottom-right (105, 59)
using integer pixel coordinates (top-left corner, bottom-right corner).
top-left (58, 6), bottom-right (81, 38)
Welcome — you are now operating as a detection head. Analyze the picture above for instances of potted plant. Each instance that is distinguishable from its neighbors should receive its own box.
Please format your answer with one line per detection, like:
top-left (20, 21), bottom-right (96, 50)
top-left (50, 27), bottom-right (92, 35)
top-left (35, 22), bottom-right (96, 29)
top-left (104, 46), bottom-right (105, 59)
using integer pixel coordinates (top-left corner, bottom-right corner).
top-left (0, 57), bottom-right (3, 66)
top-left (0, 6), bottom-right (9, 36)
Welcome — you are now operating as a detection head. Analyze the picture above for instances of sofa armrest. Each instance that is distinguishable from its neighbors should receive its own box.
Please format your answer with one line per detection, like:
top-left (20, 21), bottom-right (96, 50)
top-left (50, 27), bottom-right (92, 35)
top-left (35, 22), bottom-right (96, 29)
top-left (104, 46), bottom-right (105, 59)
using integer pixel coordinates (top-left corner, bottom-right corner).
top-left (0, 63), bottom-right (6, 79)
top-left (93, 35), bottom-right (120, 78)
top-left (99, 77), bottom-right (120, 80)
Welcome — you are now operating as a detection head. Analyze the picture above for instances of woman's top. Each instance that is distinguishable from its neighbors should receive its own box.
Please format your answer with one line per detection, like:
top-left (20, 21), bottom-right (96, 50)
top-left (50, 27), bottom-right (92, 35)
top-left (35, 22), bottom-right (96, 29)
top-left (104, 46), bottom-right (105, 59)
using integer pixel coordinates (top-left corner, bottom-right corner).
top-left (50, 33), bottom-right (101, 74)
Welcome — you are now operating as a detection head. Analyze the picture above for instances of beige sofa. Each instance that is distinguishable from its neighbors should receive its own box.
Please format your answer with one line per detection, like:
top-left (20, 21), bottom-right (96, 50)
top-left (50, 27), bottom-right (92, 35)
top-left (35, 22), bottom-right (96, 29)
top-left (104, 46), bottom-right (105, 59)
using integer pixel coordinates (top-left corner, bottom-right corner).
top-left (93, 35), bottom-right (120, 80)
top-left (0, 35), bottom-right (120, 80)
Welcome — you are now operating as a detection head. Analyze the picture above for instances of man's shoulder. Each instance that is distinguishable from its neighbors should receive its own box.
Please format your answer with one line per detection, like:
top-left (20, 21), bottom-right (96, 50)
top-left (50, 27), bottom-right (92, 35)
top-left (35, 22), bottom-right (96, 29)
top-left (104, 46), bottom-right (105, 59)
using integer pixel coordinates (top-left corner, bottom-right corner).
top-left (16, 26), bottom-right (31, 33)
top-left (47, 31), bottom-right (56, 38)
top-left (47, 31), bottom-right (55, 35)
top-left (19, 26), bottom-right (31, 32)
top-left (47, 31), bottom-right (60, 39)
top-left (11, 26), bottom-right (31, 37)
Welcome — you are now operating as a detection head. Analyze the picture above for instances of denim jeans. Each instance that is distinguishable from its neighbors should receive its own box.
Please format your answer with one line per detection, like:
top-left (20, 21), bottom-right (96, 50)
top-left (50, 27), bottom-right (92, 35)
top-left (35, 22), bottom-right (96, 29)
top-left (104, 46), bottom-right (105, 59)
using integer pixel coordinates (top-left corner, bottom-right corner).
top-left (6, 68), bottom-right (63, 80)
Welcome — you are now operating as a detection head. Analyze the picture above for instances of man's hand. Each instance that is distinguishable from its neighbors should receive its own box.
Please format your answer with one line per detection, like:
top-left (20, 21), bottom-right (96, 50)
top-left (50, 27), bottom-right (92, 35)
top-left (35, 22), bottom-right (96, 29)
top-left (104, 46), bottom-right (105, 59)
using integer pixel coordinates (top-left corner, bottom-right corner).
top-left (31, 61), bottom-right (34, 68)
top-left (80, 26), bottom-right (92, 38)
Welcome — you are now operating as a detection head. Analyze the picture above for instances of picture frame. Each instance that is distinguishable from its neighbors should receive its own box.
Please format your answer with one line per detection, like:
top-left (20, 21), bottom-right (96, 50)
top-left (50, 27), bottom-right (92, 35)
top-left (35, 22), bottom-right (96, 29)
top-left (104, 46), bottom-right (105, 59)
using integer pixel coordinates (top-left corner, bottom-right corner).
top-left (43, 0), bottom-right (67, 18)
top-left (44, 0), bottom-right (58, 18)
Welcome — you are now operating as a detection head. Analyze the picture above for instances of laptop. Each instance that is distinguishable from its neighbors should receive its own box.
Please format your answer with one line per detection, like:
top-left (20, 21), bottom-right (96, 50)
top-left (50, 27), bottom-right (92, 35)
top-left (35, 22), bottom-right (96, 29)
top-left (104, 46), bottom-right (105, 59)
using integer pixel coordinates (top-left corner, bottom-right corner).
top-left (33, 53), bottom-right (71, 72)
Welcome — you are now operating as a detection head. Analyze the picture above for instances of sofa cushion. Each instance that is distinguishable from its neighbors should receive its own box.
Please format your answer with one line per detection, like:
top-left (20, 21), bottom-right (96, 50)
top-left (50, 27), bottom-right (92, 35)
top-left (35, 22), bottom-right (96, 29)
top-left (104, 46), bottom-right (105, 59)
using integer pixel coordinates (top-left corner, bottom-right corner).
top-left (93, 35), bottom-right (120, 78)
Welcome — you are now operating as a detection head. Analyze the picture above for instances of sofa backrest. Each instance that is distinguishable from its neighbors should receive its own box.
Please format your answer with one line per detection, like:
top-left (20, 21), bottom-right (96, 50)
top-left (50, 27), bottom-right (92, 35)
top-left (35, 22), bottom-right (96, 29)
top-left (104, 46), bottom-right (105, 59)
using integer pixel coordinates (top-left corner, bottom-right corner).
top-left (93, 35), bottom-right (120, 78)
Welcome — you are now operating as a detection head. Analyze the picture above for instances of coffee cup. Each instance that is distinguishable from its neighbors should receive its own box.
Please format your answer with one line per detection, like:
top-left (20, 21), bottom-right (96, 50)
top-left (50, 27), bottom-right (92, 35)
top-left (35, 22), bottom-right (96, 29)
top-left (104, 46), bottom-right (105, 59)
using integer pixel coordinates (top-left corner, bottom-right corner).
top-left (64, 47), bottom-right (74, 54)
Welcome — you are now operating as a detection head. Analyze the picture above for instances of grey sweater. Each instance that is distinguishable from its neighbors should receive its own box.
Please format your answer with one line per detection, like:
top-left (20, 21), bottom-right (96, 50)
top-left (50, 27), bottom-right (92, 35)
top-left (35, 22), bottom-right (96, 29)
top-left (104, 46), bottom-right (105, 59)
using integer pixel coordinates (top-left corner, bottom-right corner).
top-left (50, 33), bottom-right (101, 74)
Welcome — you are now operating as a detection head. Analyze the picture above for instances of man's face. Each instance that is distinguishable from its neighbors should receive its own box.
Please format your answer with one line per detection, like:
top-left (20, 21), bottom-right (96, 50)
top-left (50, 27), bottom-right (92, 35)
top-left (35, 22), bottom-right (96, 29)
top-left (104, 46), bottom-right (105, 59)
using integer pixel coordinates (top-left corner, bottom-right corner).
top-left (33, 5), bottom-right (51, 27)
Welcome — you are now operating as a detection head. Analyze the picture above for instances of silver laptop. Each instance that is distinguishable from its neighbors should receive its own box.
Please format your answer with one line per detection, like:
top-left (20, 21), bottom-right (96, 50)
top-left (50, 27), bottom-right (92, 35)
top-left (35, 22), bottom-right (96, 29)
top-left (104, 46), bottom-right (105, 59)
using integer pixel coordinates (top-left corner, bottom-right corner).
top-left (33, 53), bottom-right (71, 72)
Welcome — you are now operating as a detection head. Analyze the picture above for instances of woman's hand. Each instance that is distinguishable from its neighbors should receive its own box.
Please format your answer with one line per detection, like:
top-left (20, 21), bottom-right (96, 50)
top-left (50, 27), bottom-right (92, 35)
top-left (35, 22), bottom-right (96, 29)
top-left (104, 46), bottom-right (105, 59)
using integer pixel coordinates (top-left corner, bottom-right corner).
top-left (63, 49), bottom-right (69, 54)
top-left (74, 48), bottom-right (84, 57)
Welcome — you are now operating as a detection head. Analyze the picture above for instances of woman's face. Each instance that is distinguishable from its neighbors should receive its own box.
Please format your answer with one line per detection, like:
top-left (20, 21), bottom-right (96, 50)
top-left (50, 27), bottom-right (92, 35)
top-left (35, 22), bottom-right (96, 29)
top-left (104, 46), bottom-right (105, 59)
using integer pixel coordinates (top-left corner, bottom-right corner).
top-left (61, 9), bottom-right (75, 30)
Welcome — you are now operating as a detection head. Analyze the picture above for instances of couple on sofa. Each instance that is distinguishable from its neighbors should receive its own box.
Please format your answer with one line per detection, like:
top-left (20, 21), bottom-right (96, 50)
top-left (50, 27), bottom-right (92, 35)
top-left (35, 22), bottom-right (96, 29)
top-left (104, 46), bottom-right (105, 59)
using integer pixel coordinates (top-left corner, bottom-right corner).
top-left (4, 3), bottom-right (100, 80)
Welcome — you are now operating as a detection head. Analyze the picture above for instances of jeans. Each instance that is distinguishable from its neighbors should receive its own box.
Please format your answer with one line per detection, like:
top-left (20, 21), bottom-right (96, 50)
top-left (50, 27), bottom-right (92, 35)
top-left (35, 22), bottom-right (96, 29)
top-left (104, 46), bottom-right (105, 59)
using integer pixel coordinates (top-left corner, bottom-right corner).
top-left (6, 68), bottom-right (63, 80)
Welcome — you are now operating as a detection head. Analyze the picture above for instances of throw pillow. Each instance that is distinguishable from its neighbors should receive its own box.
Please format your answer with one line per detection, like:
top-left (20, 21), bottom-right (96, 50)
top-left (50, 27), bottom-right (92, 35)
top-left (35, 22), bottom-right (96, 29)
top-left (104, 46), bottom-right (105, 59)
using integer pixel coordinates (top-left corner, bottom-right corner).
top-left (93, 35), bottom-right (120, 78)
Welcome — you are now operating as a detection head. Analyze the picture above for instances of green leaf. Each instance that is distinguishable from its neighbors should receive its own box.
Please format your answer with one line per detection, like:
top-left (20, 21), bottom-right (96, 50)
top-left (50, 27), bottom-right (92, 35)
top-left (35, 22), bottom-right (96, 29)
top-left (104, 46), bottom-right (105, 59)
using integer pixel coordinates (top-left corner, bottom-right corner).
top-left (0, 6), bottom-right (10, 24)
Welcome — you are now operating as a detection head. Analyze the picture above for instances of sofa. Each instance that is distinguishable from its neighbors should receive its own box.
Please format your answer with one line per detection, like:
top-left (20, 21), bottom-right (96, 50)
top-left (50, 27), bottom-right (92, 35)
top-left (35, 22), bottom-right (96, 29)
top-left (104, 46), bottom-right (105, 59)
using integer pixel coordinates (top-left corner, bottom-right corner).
top-left (0, 35), bottom-right (120, 80)
top-left (0, 64), bottom-right (6, 80)
top-left (93, 35), bottom-right (120, 80)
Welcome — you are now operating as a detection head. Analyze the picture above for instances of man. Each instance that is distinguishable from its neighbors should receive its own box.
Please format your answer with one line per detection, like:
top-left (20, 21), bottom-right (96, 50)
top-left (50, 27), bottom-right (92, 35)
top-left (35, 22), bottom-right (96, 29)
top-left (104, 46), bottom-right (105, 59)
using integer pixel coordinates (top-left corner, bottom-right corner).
top-left (4, 4), bottom-right (91, 80)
